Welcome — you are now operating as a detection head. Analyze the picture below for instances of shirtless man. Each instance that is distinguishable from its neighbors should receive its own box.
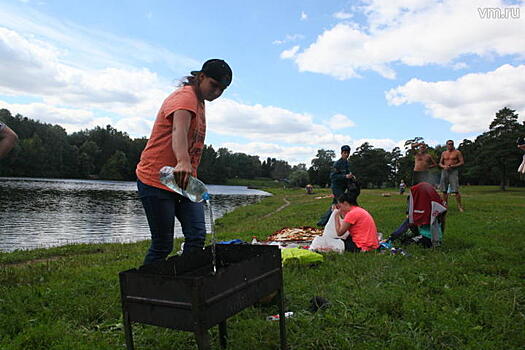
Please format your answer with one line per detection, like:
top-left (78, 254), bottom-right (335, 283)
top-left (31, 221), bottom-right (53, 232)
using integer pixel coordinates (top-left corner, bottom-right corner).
top-left (412, 142), bottom-right (437, 185)
top-left (439, 140), bottom-right (465, 212)
top-left (0, 122), bottom-right (18, 159)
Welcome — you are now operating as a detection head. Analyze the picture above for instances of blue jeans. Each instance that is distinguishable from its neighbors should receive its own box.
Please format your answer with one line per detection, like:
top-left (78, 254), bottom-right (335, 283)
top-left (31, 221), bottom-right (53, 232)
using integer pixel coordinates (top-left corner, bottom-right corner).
top-left (137, 179), bottom-right (206, 265)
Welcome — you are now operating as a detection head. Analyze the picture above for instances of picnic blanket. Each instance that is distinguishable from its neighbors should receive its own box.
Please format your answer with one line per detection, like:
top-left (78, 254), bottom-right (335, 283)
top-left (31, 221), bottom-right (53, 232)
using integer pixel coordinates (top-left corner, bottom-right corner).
top-left (266, 226), bottom-right (323, 242)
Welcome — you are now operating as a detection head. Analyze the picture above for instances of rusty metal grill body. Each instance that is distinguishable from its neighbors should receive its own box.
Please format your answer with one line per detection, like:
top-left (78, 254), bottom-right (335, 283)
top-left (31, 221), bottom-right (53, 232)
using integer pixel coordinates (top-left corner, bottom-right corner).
top-left (119, 245), bottom-right (287, 350)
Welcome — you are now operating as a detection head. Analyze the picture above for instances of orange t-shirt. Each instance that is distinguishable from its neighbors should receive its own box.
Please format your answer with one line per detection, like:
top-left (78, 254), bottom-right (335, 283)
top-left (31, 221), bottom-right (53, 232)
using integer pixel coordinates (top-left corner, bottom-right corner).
top-left (136, 85), bottom-right (205, 191)
top-left (343, 206), bottom-right (379, 251)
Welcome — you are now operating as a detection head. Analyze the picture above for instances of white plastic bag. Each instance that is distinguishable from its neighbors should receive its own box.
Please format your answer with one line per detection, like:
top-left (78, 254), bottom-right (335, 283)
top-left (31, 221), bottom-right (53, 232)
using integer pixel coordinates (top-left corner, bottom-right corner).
top-left (310, 209), bottom-right (348, 253)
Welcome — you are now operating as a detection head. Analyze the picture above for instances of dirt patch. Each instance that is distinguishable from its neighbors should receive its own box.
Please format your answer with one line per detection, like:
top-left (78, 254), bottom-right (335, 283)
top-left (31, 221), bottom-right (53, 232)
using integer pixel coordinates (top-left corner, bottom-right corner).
top-left (261, 197), bottom-right (291, 219)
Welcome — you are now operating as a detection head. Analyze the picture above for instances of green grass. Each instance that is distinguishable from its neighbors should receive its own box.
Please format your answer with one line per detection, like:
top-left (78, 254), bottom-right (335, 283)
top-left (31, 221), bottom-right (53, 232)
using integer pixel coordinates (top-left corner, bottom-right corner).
top-left (1, 186), bottom-right (524, 349)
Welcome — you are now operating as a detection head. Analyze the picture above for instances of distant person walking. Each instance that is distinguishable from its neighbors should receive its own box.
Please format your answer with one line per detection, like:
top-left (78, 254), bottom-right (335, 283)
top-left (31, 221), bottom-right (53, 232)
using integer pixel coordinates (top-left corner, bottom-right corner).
top-left (517, 136), bottom-right (525, 175)
top-left (412, 142), bottom-right (437, 185)
top-left (0, 122), bottom-right (18, 159)
top-left (399, 179), bottom-right (406, 195)
top-left (135, 59), bottom-right (233, 265)
top-left (438, 140), bottom-right (465, 212)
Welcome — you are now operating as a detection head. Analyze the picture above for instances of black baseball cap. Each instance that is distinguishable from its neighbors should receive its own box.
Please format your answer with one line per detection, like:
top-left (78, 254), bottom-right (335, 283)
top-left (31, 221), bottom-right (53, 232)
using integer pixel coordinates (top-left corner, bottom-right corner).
top-left (191, 59), bottom-right (233, 88)
top-left (517, 136), bottom-right (525, 145)
top-left (341, 145), bottom-right (351, 152)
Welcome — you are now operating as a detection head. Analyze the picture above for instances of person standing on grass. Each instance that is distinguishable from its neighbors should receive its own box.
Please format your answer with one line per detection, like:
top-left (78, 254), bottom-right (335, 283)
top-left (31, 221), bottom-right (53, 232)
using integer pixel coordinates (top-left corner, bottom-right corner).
top-left (334, 192), bottom-right (379, 252)
top-left (399, 179), bottom-right (406, 195)
top-left (0, 122), bottom-right (18, 159)
top-left (135, 59), bottom-right (233, 265)
top-left (317, 145), bottom-right (357, 227)
top-left (331, 145), bottom-right (355, 201)
top-left (517, 137), bottom-right (525, 175)
top-left (411, 142), bottom-right (438, 185)
top-left (438, 140), bottom-right (465, 212)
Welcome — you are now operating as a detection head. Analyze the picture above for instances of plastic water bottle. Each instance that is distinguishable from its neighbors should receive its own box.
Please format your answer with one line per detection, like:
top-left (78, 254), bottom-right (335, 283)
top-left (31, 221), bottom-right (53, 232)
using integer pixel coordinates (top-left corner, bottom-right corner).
top-left (159, 166), bottom-right (210, 202)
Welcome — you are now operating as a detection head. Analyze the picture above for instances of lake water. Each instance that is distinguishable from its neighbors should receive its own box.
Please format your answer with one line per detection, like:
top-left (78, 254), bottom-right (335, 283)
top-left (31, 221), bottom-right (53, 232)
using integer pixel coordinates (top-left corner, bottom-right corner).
top-left (0, 177), bottom-right (270, 252)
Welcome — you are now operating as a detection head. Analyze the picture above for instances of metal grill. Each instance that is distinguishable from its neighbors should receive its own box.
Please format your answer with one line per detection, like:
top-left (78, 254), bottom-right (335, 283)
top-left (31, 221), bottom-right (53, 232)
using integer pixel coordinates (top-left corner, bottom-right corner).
top-left (119, 244), bottom-right (287, 350)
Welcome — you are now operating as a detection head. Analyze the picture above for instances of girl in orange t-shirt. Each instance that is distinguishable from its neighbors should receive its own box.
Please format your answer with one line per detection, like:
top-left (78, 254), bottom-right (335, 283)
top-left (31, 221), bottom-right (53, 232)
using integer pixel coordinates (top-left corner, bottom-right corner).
top-left (136, 59), bottom-right (232, 265)
top-left (334, 192), bottom-right (380, 252)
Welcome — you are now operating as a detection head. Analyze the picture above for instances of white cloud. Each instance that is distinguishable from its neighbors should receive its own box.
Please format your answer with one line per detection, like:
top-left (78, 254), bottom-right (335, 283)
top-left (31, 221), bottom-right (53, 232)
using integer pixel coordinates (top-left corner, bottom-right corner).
top-left (333, 11), bottom-right (353, 20)
top-left (0, 100), bottom-right (154, 137)
top-left (220, 142), bottom-right (318, 165)
top-left (280, 45), bottom-right (300, 59)
top-left (0, 27), bottom-right (170, 130)
top-left (386, 64), bottom-right (525, 133)
top-left (0, 3), bottom-right (198, 74)
top-left (0, 100), bottom-right (101, 133)
top-left (220, 137), bottom-right (403, 165)
top-left (206, 98), bottom-right (403, 164)
top-left (0, 101), bottom-right (93, 124)
top-left (351, 138), bottom-right (402, 152)
top-left (115, 117), bottom-right (153, 138)
top-left (327, 113), bottom-right (356, 130)
top-left (284, 0), bottom-right (525, 79)
top-left (272, 34), bottom-right (304, 45)
top-left (208, 98), bottom-right (357, 150)
top-left (208, 98), bottom-right (338, 145)
top-left (301, 11), bottom-right (308, 21)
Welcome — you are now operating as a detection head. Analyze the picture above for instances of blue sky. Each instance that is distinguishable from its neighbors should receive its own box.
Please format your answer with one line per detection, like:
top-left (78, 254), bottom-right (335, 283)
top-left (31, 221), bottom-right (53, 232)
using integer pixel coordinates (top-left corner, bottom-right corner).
top-left (0, 0), bottom-right (524, 165)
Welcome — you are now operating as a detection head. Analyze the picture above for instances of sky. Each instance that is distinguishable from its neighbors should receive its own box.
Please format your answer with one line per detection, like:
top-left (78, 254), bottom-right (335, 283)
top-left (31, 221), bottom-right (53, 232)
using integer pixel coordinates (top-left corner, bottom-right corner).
top-left (0, 0), bottom-right (524, 165)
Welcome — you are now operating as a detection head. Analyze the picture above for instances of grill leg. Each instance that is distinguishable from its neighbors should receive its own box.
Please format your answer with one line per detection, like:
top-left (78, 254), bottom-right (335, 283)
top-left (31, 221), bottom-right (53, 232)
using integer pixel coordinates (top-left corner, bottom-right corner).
top-left (277, 288), bottom-right (287, 350)
top-left (219, 320), bottom-right (228, 348)
top-left (123, 310), bottom-right (134, 350)
top-left (194, 328), bottom-right (211, 350)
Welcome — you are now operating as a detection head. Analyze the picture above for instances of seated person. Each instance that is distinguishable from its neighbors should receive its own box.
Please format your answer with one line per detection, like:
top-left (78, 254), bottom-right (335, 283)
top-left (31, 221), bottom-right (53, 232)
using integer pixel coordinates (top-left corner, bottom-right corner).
top-left (334, 192), bottom-right (379, 252)
top-left (388, 182), bottom-right (447, 248)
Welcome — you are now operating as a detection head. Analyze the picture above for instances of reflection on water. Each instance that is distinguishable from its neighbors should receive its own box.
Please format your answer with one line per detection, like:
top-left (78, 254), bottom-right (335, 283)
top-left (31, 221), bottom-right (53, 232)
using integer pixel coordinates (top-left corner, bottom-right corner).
top-left (0, 177), bottom-right (270, 252)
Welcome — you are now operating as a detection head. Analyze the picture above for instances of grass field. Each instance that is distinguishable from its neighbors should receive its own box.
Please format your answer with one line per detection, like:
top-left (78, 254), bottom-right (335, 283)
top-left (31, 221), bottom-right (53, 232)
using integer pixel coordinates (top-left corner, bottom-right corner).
top-left (1, 186), bottom-right (524, 349)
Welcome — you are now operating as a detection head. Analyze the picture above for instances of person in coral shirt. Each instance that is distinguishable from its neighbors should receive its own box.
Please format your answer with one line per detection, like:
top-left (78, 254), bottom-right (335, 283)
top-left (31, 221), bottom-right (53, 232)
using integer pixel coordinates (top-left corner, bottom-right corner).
top-left (136, 59), bottom-right (232, 264)
top-left (334, 192), bottom-right (379, 252)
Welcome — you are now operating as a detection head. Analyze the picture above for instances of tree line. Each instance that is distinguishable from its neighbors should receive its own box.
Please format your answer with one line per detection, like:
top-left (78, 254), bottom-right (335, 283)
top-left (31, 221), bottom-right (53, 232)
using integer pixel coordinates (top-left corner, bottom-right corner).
top-left (1, 107), bottom-right (524, 189)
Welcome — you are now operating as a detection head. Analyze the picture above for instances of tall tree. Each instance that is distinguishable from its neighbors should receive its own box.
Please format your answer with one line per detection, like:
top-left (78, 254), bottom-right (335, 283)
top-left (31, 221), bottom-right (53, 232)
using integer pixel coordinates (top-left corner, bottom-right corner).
top-left (100, 150), bottom-right (128, 180)
top-left (308, 149), bottom-right (335, 187)
top-left (349, 142), bottom-right (391, 188)
top-left (472, 107), bottom-right (524, 190)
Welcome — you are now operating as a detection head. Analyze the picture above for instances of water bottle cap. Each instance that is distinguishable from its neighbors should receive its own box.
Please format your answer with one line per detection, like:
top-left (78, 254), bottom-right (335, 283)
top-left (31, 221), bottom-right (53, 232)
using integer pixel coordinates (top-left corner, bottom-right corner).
top-left (202, 192), bottom-right (210, 201)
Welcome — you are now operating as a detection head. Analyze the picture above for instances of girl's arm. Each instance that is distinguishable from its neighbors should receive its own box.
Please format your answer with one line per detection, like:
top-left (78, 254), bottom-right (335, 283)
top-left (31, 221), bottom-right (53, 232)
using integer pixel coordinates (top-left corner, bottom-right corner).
top-left (171, 110), bottom-right (193, 189)
top-left (335, 212), bottom-right (351, 237)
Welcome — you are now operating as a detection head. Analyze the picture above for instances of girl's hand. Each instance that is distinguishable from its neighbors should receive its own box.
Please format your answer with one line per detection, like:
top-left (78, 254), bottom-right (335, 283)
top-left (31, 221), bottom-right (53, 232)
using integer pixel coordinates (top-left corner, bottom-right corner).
top-left (173, 160), bottom-right (193, 189)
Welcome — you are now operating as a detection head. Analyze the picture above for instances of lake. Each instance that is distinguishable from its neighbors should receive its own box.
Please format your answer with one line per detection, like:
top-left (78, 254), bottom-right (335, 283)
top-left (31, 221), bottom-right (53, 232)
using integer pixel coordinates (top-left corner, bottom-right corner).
top-left (0, 177), bottom-right (270, 252)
